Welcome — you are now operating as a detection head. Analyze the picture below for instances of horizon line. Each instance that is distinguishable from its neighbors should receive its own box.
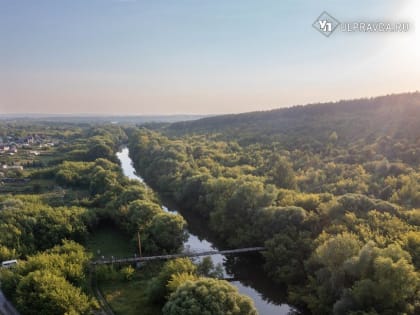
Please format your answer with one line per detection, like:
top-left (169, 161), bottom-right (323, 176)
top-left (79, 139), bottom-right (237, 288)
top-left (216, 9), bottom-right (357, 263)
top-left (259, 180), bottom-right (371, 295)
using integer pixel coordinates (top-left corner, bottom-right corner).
top-left (1, 90), bottom-right (419, 118)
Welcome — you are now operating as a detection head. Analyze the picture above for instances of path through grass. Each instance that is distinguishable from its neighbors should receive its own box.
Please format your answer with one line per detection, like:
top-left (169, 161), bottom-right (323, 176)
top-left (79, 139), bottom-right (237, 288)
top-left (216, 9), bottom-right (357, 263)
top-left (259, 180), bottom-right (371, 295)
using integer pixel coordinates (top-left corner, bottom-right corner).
top-left (99, 264), bottom-right (162, 315)
top-left (87, 225), bottom-right (162, 314)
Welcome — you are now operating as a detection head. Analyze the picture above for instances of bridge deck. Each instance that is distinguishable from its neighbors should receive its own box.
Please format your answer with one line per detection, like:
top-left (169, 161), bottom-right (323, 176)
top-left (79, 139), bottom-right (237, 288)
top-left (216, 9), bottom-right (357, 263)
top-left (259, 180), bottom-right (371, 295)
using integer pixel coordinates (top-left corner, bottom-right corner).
top-left (91, 247), bottom-right (265, 265)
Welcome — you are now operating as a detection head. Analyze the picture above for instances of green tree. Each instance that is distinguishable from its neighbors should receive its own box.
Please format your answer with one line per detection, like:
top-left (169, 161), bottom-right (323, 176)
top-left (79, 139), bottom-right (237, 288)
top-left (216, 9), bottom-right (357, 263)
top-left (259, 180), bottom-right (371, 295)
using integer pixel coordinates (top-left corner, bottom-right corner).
top-left (313, 233), bottom-right (361, 271)
top-left (403, 231), bottom-right (420, 268)
top-left (264, 231), bottom-right (312, 284)
top-left (367, 255), bottom-right (418, 313)
top-left (120, 265), bottom-right (135, 281)
top-left (270, 156), bottom-right (297, 189)
top-left (0, 245), bottom-right (17, 261)
top-left (166, 272), bottom-right (198, 294)
top-left (147, 258), bottom-right (197, 303)
top-left (16, 270), bottom-right (91, 315)
top-left (143, 213), bottom-right (187, 254)
top-left (86, 142), bottom-right (114, 161)
top-left (162, 278), bottom-right (258, 315)
top-left (122, 200), bottom-right (161, 234)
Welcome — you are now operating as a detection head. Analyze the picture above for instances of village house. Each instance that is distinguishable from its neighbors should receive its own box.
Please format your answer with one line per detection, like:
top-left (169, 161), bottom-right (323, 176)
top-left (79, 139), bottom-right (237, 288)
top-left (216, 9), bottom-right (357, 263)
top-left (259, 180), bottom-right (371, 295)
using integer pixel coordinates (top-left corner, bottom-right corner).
top-left (0, 144), bottom-right (10, 153)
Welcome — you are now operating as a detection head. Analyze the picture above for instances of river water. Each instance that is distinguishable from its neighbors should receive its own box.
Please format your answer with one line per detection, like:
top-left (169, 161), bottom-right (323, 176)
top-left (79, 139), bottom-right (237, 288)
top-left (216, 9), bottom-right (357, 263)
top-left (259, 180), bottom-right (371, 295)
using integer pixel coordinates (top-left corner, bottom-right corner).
top-left (116, 147), bottom-right (295, 315)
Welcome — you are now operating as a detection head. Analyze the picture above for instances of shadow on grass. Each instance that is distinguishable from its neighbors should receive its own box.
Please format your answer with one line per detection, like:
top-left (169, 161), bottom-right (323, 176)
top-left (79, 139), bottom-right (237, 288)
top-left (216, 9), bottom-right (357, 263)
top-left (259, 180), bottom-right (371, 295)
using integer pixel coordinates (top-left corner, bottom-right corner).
top-left (86, 223), bottom-right (135, 260)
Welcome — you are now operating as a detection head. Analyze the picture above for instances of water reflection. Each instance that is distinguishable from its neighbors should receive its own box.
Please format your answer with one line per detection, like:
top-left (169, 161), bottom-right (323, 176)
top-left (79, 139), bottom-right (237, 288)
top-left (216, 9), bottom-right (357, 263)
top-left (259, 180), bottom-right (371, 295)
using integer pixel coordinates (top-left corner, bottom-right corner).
top-left (116, 148), bottom-right (143, 182)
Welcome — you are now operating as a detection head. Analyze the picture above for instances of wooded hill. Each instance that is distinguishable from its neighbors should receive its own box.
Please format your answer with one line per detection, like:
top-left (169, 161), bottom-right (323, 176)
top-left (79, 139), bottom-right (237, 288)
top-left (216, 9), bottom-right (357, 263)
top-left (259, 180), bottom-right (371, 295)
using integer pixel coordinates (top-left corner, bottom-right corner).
top-left (166, 92), bottom-right (420, 146)
top-left (128, 92), bottom-right (420, 314)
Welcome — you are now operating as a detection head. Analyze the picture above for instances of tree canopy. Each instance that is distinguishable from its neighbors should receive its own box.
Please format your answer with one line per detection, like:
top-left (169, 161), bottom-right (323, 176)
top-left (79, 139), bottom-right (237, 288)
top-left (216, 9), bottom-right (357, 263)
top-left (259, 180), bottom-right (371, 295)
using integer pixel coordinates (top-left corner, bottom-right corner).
top-left (163, 278), bottom-right (258, 315)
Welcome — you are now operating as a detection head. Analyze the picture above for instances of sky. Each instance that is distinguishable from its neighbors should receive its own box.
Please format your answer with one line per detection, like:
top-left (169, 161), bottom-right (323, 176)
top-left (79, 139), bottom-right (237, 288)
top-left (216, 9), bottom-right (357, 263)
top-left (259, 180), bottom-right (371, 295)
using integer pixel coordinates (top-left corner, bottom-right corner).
top-left (0, 0), bottom-right (419, 115)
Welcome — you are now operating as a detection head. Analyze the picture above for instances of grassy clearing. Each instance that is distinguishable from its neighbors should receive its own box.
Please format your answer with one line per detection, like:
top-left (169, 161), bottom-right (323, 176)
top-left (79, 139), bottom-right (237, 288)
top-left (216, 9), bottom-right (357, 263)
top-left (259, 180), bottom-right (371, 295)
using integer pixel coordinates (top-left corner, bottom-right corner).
top-left (87, 224), bottom-right (135, 260)
top-left (88, 225), bottom-right (163, 314)
top-left (99, 263), bottom-right (162, 315)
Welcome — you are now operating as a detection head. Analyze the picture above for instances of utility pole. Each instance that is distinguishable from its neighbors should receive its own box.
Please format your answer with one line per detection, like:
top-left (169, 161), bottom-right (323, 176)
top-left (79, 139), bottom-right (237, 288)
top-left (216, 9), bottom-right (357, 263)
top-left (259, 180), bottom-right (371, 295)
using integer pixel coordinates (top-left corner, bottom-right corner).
top-left (137, 230), bottom-right (142, 257)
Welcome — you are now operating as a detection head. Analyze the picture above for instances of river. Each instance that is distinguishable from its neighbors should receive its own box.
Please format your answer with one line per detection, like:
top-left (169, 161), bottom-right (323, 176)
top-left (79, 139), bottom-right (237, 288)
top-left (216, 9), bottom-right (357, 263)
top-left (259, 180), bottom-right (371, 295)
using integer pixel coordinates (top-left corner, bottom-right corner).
top-left (116, 147), bottom-right (295, 315)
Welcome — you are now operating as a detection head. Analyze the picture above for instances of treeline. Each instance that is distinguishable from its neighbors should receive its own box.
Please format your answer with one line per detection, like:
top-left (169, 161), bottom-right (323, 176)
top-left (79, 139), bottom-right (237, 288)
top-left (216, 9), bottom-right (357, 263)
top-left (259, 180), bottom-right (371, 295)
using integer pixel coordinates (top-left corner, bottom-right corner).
top-left (0, 196), bottom-right (91, 258)
top-left (166, 92), bottom-right (420, 152)
top-left (128, 127), bottom-right (420, 315)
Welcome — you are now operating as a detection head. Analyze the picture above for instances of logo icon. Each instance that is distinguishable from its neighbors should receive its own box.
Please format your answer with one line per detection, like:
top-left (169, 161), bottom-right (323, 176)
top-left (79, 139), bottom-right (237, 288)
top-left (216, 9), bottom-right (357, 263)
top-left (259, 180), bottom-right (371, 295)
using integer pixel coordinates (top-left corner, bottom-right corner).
top-left (313, 11), bottom-right (340, 37)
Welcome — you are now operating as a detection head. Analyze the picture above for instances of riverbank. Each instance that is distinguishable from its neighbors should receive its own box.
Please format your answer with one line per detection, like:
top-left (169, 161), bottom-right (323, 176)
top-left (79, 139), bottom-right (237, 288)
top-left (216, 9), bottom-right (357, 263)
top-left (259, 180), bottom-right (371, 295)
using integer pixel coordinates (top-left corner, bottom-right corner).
top-left (117, 147), bottom-right (296, 315)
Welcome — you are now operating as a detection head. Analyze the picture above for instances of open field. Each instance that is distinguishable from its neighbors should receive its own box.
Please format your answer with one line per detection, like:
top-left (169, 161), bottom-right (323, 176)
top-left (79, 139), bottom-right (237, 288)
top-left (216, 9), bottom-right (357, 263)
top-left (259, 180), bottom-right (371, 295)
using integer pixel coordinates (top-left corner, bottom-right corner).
top-left (99, 264), bottom-right (162, 315)
top-left (86, 224), bottom-right (136, 260)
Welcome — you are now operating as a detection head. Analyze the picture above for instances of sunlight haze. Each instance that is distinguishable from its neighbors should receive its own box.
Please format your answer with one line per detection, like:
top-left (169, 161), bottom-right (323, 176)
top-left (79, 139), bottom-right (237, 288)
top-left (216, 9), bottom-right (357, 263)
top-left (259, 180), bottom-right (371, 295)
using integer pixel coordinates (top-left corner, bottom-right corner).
top-left (1, 0), bottom-right (419, 115)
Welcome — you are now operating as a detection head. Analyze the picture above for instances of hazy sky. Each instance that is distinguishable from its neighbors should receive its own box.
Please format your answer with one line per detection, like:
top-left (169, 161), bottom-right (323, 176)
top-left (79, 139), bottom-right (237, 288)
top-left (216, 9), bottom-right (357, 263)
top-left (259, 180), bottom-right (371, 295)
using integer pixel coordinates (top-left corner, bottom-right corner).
top-left (0, 0), bottom-right (419, 115)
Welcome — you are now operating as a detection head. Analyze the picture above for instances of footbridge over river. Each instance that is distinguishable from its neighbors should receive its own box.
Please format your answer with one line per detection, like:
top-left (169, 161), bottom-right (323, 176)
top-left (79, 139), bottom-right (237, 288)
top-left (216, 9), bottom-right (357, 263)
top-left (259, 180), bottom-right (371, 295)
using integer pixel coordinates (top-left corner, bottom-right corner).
top-left (91, 247), bottom-right (266, 266)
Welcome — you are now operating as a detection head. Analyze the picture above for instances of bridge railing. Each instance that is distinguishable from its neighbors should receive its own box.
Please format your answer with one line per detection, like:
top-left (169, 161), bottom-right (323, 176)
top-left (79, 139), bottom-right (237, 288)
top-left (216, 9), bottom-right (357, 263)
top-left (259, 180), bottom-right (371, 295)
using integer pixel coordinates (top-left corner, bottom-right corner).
top-left (91, 247), bottom-right (266, 266)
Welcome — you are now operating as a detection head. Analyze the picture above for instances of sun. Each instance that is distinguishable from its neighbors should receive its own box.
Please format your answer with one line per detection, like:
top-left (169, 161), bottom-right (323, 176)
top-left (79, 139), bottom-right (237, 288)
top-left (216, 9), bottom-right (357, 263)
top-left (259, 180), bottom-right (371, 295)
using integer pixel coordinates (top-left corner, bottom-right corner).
top-left (385, 0), bottom-right (420, 65)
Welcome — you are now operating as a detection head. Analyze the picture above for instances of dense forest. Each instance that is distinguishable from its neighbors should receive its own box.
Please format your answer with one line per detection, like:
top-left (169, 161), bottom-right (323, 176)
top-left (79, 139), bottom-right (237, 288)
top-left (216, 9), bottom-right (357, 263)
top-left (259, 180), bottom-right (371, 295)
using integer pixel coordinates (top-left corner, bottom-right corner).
top-left (127, 93), bottom-right (420, 315)
top-left (168, 92), bottom-right (420, 148)
top-left (0, 124), bottom-right (257, 315)
top-left (0, 93), bottom-right (419, 315)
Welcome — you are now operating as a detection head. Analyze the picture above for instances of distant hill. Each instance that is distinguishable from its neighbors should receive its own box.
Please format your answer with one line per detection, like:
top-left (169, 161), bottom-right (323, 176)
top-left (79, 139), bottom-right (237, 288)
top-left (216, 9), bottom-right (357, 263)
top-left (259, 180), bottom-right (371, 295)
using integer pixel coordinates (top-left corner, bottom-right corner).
top-left (0, 114), bottom-right (207, 124)
top-left (166, 92), bottom-right (420, 146)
